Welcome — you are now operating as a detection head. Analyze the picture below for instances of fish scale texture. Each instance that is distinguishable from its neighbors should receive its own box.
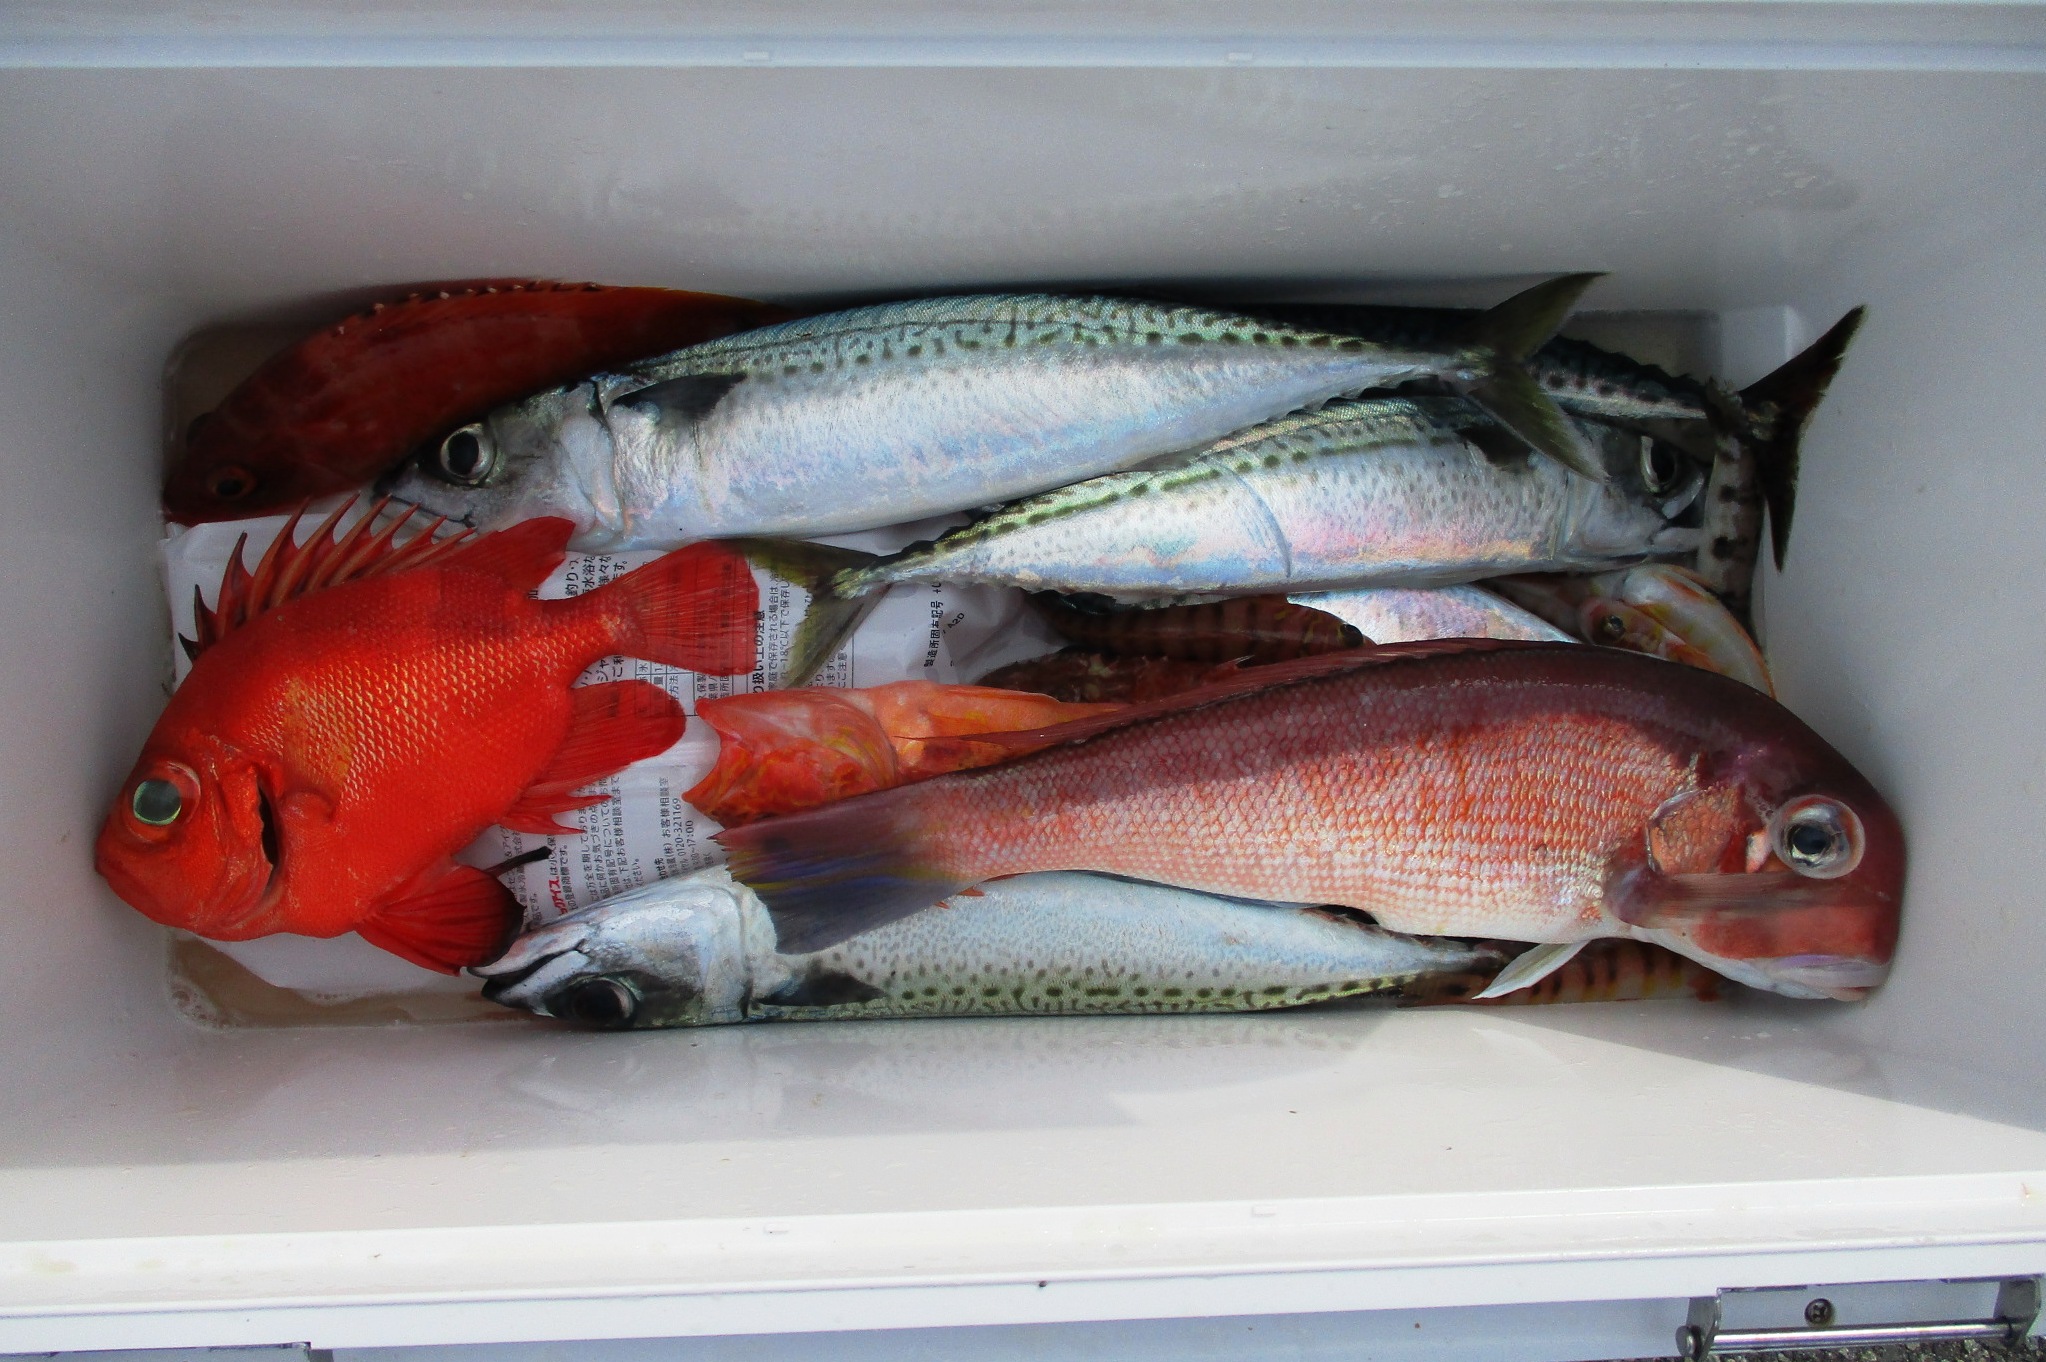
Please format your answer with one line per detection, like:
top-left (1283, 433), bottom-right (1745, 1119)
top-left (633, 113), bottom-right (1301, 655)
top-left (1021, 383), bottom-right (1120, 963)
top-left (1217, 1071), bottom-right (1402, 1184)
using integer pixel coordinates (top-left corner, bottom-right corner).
top-left (392, 292), bottom-right (1498, 548)
top-left (856, 397), bottom-right (1683, 601)
top-left (901, 657), bottom-right (1697, 942)
top-left (136, 568), bottom-right (613, 938)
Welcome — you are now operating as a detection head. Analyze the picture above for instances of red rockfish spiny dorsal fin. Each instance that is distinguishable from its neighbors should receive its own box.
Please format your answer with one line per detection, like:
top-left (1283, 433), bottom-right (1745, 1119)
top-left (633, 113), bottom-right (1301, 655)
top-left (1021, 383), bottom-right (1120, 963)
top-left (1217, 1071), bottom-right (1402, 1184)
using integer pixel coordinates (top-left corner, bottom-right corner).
top-left (181, 496), bottom-right (474, 661)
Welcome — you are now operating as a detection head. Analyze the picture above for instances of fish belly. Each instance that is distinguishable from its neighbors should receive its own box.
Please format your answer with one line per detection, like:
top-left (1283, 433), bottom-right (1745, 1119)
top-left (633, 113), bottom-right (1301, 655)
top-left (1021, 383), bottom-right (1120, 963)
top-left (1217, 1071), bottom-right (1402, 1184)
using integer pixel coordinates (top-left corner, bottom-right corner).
top-left (754, 872), bottom-right (1497, 1019)
top-left (1293, 585), bottom-right (1574, 643)
top-left (609, 346), bottom-right (1427, 541)
top-left (916, 675), bottom-right (1691, 944)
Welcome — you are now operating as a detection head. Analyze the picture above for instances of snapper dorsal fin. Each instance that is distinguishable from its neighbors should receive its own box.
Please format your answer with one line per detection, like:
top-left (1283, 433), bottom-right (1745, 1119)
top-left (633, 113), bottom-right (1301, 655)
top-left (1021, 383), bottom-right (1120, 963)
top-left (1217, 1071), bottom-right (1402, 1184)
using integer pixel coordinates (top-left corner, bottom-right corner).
top-left (924, 638), bottom-right (1551, 761)
top-left (182, 495), bottom-right (475, 660)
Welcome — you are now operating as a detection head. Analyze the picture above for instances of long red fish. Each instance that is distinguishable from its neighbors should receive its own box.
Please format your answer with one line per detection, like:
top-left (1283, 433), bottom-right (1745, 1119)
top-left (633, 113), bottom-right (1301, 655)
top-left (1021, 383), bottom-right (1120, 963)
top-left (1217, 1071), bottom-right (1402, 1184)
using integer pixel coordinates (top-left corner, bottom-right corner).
top-left (685, 681), bottom-right (1120, 825)
top-left (720, 644), bottom-right (1903, 999)
top-left (164, 280), bottom-right (793, 524)
top-left (97, 506), bottom-right (758, 971)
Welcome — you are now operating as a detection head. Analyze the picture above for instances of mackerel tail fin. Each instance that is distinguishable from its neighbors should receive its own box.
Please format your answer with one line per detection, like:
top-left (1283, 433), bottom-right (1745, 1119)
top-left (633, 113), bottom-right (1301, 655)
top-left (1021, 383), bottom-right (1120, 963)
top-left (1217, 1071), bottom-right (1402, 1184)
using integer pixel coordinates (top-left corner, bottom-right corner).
top-left (728, 537), bottom-right (887, 687)
top-left (1455, 272), bottom-right (1608, 483)
top-left (1738, 305), bottom-right (1865, 567)
top-left (716, 784), bottom-right (974, 952)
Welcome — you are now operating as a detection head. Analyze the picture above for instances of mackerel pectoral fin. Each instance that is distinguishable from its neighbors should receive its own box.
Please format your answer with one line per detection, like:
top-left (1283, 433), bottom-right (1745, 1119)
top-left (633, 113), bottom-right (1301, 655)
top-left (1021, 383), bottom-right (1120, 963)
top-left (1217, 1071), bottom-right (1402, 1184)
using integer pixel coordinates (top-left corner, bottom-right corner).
top-left (1456, 274), bottom-right (1608, 482)
top-left (1737, 306), bottom-right (1865, 567)
top-left (1461, 365), bottom-right (1606, 483)
top-left (1471, 939), bottom-right (1589, 1000)
top-left (614, 371), bottom-right (748, 421)
top-left (728, 537), bottom-right (887, 686)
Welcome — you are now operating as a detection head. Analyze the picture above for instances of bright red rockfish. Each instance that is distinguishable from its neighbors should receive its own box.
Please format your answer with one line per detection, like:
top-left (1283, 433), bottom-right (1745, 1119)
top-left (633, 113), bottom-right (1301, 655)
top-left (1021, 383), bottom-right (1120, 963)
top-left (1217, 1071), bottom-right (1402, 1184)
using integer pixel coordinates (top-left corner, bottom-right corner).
top-left (685, 681), bottom-right (1121, 825)
top-left (97, 510), bottom-right (757, 971)
top-left (720, 643), bottom-right (1904, 999)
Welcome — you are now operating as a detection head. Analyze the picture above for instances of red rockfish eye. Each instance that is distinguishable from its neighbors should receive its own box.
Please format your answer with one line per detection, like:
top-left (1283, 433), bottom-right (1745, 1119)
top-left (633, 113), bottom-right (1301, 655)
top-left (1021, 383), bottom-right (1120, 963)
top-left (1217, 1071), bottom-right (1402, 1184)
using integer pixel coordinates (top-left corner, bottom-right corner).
top-left (121, 763), bottom-right (202, 839)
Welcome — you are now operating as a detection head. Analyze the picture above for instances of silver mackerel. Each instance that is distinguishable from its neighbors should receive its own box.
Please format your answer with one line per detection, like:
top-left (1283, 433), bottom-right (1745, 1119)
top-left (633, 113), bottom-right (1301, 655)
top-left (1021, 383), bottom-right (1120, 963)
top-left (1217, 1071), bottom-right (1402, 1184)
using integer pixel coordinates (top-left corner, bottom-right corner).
top-left (770, 397), bottom-right (1702, 682)
top-left (385, 283), bottom-right (1598, 551)
top-left (473, 867), bottom-right (1506, 1029)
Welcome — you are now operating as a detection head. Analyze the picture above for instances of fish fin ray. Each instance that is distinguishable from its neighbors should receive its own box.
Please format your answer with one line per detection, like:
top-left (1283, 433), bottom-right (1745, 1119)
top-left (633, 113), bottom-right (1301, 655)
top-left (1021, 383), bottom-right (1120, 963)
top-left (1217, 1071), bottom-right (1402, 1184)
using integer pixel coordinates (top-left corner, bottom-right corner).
top-left (357, 865), bottom-right (522, 972)
top-left (587, 541), bottom-right (759, 676)
top-left (186, 498), bottom-right (478, 658)
top-left (1737, 306), bottom-right (1865, 567)
top-left (1454, 273), bottom-right (1607, 481)
top-left (1463, 365), bottom-right (1605, 483)
top-left (941, 639), bottom-right (1547, 754)
top-left (615, 371), bottom-right (747, 421)
top-left (716, 787), bottom-right (970, 953)
top-left (730, 538), bottom-right (886, 686)
top-left (439, 515), bottom-right (574, 592)
top-left (1473, 940), bottom-right (1589, 1000)
top-left (500, 680), bottom-right (689, 834)
top-left (1459, 272), bottom-right (1605, 363)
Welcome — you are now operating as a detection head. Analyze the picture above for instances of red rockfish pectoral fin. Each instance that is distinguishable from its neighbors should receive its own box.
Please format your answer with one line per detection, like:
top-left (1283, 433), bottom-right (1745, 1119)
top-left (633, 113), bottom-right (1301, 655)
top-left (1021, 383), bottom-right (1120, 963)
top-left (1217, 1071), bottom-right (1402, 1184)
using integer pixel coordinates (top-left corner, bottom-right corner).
top-left (500, 680), bottom-right (689, 835)
top-left (590, 540), bottom-right (760, 677)
top-left (357, 864), bottom-right (523, 972)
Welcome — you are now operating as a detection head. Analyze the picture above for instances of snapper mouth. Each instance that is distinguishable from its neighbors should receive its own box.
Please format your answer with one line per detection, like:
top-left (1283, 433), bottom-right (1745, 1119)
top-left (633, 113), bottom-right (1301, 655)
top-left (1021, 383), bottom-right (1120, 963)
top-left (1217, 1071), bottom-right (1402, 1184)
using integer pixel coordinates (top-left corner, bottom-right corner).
top-left (1663, 946), bottom-right (1889, 1002)
top-left (1756, 955), bottom-right (1890, 1001)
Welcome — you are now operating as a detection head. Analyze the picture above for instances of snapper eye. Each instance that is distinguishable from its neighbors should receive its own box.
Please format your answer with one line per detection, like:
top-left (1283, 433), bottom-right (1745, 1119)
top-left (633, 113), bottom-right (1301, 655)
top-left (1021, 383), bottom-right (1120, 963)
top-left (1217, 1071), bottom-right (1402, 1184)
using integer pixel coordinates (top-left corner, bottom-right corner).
top-left (1770, 795), bottom-right (1865, 879)
top-left (432, 425), bottom-right (497, 486)
top-left (131, 779), bottom-right (183, 826)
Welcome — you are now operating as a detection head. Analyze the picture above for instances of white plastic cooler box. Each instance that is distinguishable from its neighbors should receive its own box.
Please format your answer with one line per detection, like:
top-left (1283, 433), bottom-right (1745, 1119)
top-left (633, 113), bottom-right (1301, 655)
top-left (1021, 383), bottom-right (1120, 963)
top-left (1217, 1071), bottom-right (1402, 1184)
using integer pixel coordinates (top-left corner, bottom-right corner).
top-left (5, 3), bottom-right (2046, 1357)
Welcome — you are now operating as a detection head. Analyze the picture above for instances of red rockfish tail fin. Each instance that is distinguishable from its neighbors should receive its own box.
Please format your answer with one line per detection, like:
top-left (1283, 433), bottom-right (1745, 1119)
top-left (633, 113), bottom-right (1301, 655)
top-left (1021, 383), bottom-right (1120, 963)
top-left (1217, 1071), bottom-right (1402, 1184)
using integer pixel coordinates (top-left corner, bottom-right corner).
top-left (500, 680), bottom-right (689, 835)
top-left (716, 789), bottom-right (970, 953)
top-left (595, 541), bottom-right (760, 677)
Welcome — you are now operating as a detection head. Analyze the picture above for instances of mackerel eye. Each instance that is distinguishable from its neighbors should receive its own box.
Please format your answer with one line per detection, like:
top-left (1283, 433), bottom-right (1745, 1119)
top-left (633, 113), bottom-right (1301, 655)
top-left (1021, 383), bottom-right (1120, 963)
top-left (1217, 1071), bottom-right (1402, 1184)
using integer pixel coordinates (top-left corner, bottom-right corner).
top-left (131, 779), bottom-right (184, 826)
top-left (1770, 795), bottom-right (1865, 879)
top-left (1639, 437), bottom-right (1682, 494)
top-left (432, 424), bottom-right (497, 486)
top-left (550, 977), bottom-right (637, 1027)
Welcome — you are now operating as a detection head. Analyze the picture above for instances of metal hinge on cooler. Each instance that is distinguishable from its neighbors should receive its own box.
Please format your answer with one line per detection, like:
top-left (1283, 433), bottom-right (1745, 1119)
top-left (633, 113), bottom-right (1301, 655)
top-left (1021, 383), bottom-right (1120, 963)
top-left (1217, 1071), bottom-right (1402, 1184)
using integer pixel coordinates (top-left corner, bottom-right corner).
top-left (1678, 1275), bottom-right (2041, 1359)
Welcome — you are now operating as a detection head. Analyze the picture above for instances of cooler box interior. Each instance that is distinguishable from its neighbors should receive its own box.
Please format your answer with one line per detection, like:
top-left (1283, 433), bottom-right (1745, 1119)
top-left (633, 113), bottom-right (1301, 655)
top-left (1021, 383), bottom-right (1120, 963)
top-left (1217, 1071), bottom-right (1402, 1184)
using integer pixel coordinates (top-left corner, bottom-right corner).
top-left (4, 8), bottom-right (2046, 1352)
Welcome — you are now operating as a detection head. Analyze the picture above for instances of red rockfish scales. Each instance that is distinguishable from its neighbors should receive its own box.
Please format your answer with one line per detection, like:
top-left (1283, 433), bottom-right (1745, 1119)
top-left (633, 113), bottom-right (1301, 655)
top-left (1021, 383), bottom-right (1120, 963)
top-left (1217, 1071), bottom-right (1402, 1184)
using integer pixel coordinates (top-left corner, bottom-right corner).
top-left (98, 506), bottom-right (758, 972)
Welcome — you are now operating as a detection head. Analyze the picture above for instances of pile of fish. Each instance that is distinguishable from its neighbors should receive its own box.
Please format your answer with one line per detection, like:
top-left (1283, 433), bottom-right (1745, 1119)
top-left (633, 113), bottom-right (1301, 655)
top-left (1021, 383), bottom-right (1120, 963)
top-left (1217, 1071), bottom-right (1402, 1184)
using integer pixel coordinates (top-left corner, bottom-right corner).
top-left (101, 272), bottom-right (1899, 1030)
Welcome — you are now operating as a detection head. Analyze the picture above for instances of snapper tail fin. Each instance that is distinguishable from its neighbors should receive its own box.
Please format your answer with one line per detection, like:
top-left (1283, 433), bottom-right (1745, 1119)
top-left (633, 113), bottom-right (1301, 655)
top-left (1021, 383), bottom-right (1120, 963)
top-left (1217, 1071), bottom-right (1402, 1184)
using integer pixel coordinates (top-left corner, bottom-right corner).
top-left (716, 783), bottom-right (974, 953)
top-left (1739, 305), bottom-right (1865, 567)
top-left (729, 538), bottom-right (889, 687)
top-left (1455, 272), bottom-right (1607, 483)
top-left (593, 540), bottom-right (760, 676)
